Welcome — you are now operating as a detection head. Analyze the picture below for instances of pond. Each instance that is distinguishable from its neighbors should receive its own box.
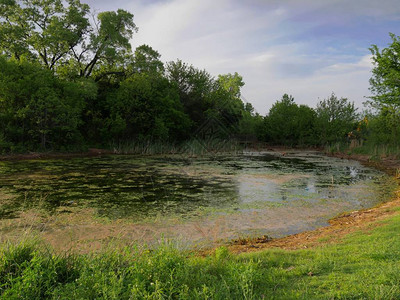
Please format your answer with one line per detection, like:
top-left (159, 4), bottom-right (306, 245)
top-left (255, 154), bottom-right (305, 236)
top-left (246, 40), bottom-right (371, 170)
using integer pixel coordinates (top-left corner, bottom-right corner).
top-left (0, 151), bottom-right (397, 249)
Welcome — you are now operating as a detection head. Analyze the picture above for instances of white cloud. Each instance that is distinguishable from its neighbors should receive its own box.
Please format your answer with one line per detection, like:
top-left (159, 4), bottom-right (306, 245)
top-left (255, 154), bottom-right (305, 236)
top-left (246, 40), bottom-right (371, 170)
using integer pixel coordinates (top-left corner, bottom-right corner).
top-left (235, 52), bottom-right (373, 113)
top-left (319, 55), bottom-right (372, 74)
top-left (82, 0), bottom-right (398, 114)
top-left (129, 0), bottom-right (288, 63)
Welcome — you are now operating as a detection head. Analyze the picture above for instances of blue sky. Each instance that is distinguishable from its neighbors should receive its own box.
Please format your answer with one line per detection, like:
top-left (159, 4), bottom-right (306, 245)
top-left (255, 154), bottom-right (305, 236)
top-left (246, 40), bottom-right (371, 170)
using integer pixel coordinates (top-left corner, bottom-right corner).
top-left (83, 0), bottom-right (400, 114)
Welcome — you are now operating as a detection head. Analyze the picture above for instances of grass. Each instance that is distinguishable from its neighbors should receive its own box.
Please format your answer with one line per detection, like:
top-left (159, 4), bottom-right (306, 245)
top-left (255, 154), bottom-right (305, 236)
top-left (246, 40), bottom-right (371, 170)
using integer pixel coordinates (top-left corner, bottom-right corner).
top-left (326, 141), bottom-right (400, 160)
top-left (351, 144), bottom-right (400, 160)
top-left (110, 138), bottom-right (243, 156)
top-left (325, 142), bottom-right (349, 154)
top-left (2, 212), bottom-right (400, 299)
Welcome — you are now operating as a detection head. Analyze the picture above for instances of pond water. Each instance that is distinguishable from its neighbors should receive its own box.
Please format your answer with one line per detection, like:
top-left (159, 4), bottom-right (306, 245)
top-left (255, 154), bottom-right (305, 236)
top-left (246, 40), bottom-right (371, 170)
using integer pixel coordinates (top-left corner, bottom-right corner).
top-left (0, 151), bottom-right (397, 248)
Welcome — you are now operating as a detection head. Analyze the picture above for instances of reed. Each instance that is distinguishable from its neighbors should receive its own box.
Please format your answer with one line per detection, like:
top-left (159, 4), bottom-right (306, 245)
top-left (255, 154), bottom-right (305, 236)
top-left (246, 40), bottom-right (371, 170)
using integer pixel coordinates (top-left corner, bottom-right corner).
top-left (351, 143), bottom-right (400, 159)
top-left (110, 138), bottom-right (243, 156)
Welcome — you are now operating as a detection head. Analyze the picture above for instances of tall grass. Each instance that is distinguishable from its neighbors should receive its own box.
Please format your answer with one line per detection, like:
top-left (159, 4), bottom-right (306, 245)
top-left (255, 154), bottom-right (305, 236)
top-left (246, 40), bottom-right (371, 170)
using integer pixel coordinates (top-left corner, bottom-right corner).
top-left (110, 138), bottom-right (243, 156)
top-left (351, 143), bottom-right (400, 159)
top-left (325, 141), bottom-right (400, 160)
top-left (3, 212), bottom-right (400, 299)
top-left (324, 142), bottom-right (349, 154)
top-left (0, 241), bottom-right (261, 299)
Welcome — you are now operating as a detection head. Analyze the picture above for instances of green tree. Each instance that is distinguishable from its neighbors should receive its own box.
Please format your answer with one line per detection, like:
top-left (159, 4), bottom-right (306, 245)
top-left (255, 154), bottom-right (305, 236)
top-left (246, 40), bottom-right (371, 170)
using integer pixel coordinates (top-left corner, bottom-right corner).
top-left (166, 60), bottom-right (215, 127)
top-left (296, 104), bottom-right (317, 145)
top-left (104, 73), bottom-right (191, 142)
top-left (217, 72), bottom-right (245, 99)
top-left (369, 33), bottom-right (400, 108)
top-left (264, 94), bottom-right (298, 145)
top-left (79, 45), bottom-right (166, 146)
top-left (132, 44), bottom-right (164, 75)
top-left (0, 0), bottom-right (137, 78)
top-left (0, 56), bottom-right (89, 151)
top-left (82, 9), bottom-right (137, 78)
top-left (214, 73), bottom-right (246, 135)
top-left (315, 93), bottom-right (357, 145)
top-left (262, 94), bottom-right (317, 146)
top-left (363, 108), bottom-right (400, 146)
top-left (0, 0), bottom-right (31, 59)
top-left (366, 33), bottom-right (400, 150)
top-left (238, 102), bottom-right (264, 141)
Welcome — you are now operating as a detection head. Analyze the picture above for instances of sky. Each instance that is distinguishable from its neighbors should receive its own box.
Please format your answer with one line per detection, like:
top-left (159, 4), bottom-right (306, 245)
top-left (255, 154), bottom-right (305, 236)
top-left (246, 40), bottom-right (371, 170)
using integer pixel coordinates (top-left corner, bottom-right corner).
top-left (82, 0), bottom-right (400, 114)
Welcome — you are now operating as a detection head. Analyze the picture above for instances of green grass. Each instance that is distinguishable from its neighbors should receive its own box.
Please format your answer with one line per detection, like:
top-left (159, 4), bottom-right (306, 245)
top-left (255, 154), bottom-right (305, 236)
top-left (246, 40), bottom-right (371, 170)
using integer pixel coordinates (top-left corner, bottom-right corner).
top-left (351, 144), bottom-right (400, 160)
top-left (2, 214), bottom-right (400, 299)
top-left (325, 142), bottom-right (400, 163)
top-left (110, 138), bottom-right (242, 156)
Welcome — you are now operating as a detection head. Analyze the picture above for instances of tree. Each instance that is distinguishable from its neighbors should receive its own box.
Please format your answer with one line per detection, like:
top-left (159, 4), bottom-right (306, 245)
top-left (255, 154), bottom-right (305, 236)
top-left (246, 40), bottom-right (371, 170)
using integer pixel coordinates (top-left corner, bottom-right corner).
top-left (210, 74), bottom-right (246, 135)
top-left (0, 56), bottom-right (90, 151)
top-left (0, 0), bottom-right (31, 59)
top-left (296, 104), bottom-right (317, 145)
top-left (166, 61), bottom-right (249, 138)
top-left (238, 108), bottom-right (264, 141)
top-left (264, 94), bottom-right (296, 145)
top-left (315, 93), bottom-right (357, 145)
top-left (166, 60), bottom-right (215, 126)
top-left (103, 73), bottom-right (191, 142)
top-left (263, 94), bottom-right (316, 146)
top-left (367, 33), bottom-right (400, 148)
top-left (132, 44), bottom-right (164, 75)
top-left (217, 72), bottom-right (244, 99)
top-left (369, 33), bottom-right (400, 108)
top-left (0, 0), bottom-right (137, 78)
top-left (81, 9), bottom-right (137, 78)
top-left (361, 108), bottom-right (400, 147)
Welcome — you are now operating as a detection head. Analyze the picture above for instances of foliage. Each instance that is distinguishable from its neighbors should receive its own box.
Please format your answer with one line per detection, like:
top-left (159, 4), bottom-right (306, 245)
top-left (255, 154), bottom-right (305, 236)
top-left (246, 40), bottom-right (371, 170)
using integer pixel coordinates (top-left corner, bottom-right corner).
top-left (166, 59), bottom-right (215, 126)
top-left (0, 56), bottom-right (88, 152)
top-left (262, 94), bottom-right (317, 146)
top-left (367, 107), bottom-right (400, 146)
top-left (357, 33), bottom-right (400, 156)
top-left (353, 107), bottom-right (400, 156)
top-left (105, 72), bottom-right (191, 142)
top-left (166, 61), bottom-right (247, 138)
top-left (132, 44), bottom-right (165, 75)
top-left (315, 93), bottom-right (358, 145)
top-left (0, 0), bottom-right (137, 78)
top-left (217, 72), bottom-right (244, 99)
top-left (238, 106), bottom-right (264, 141)
top-left (369, 33), bottom-right (400, 108)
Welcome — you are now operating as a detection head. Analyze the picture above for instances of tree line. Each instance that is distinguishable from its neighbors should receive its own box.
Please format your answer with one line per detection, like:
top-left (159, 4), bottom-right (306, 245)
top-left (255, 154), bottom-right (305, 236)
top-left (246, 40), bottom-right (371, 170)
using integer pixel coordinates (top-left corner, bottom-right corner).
top-left (0, 0), bottom-right (399, 153)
